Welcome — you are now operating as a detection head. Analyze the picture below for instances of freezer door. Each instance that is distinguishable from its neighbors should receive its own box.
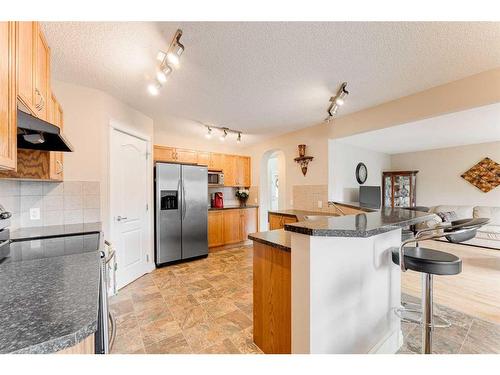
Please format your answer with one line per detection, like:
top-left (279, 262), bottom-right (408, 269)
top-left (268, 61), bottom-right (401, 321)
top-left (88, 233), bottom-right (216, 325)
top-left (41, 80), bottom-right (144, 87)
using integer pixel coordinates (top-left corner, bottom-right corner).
top-left (181, 165), bottom-right (208, 259)
top-left (155, 163), bottom-right (182, 264)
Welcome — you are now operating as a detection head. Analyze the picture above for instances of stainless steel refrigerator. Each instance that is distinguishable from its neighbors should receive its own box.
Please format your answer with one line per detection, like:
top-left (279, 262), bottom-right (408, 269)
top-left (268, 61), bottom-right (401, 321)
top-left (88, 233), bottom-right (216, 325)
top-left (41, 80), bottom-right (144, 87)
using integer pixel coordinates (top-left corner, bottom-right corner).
top-left (154, 162), bottom-right (208, 265)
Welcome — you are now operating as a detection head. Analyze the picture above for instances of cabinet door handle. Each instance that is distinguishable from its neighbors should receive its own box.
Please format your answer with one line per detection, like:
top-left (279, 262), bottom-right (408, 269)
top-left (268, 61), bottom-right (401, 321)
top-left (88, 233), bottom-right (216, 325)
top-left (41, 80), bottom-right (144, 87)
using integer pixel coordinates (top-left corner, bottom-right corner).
top-left (35, 88), bottom-right (45, 111)
top-left (56, 160), bottom-right (63, 174)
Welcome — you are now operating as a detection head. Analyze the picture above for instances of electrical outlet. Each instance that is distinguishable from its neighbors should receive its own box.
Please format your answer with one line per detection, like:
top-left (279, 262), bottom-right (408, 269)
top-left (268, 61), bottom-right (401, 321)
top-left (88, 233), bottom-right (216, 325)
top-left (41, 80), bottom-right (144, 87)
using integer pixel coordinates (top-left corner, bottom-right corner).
top-left (317, 201), bottom-right (323, 208)
top-left (29, 207), bottom-right (40, 220)
top-left (254, 198), bottom-right (258, 203)
top-left (290, 199), bottom-right (294, 206)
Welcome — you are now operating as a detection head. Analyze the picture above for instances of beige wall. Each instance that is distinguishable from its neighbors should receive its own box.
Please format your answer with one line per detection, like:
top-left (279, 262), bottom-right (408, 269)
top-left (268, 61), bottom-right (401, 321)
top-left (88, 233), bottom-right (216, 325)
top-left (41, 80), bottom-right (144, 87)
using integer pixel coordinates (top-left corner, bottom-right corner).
top-left (52, 80), bottom-right (154, 237)
top-left (391, 141), bottom-right (500, 207)
top-left (244, 68), bottom-right (500, 215)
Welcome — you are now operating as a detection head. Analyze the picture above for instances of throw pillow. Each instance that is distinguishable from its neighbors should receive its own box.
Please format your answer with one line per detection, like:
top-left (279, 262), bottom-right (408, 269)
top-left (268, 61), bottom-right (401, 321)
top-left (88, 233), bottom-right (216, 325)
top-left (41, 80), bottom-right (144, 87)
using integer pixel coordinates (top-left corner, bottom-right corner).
top-left (436, 211), bottom-right (458, 223)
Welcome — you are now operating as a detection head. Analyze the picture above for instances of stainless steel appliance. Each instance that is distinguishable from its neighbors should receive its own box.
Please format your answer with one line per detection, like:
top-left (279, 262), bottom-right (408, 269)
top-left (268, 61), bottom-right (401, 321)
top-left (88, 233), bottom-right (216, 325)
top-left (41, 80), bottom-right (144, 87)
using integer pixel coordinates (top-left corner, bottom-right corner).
top-left (155, 162), bottom-right (208, 265)
top-left (0, 205), bottom-right (11, 261)
top-left (208, 171), bottom-right (224, 187)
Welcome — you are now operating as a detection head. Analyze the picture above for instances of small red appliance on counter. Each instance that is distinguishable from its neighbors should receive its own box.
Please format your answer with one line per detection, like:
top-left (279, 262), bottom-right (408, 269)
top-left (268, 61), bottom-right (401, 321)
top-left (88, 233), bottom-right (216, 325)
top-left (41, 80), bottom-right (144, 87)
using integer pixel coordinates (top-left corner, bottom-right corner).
top-left (213, 192), bottom-right (224, 208)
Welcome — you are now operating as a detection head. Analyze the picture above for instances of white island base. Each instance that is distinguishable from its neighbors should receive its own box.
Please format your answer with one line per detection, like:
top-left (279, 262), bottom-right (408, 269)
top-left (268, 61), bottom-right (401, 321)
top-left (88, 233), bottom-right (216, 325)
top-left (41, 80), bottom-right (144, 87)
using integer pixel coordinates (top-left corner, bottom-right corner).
top-left (291, 228), bottom-right (403, 354)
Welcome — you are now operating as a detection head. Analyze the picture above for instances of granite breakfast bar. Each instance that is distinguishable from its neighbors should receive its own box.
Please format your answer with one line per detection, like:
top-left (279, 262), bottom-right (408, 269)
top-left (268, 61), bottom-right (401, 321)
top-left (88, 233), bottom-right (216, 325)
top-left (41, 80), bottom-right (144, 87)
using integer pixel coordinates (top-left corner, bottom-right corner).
top-left (249, 208), bottom-right (434, 354)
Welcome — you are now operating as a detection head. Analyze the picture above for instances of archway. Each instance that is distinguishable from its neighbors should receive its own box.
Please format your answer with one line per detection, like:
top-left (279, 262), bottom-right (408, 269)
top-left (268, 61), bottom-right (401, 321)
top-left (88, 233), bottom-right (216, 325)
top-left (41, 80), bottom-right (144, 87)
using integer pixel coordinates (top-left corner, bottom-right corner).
top-left (259, 149), bottom-right (286, 230)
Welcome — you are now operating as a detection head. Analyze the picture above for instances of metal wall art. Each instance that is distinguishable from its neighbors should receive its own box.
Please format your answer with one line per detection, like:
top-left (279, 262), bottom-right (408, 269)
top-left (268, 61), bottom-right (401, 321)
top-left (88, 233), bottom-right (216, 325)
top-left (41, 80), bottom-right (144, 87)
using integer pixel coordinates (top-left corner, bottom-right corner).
top-left (461, 157), bottom-right (500, 193)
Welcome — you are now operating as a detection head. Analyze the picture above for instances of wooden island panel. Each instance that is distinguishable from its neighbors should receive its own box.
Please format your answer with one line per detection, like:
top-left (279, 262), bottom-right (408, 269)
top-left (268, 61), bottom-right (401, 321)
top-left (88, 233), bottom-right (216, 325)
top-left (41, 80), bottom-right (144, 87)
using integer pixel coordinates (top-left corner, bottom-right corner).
top-left (253, 241), bottom-right (291, 354)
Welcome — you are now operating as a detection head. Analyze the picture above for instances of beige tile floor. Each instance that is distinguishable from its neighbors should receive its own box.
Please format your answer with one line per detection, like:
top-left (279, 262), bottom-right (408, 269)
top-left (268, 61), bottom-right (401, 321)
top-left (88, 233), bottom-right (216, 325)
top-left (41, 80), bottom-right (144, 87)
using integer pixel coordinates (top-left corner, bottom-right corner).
top-left (110, 244), bottom-right (500, 354)
top-left (110, 245), bottom-right (261, 354)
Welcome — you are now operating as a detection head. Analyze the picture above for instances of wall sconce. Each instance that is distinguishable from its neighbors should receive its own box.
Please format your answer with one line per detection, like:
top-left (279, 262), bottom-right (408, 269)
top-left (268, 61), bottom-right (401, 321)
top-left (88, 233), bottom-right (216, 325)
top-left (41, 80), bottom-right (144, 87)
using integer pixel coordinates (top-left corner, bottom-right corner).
top-left (294, 144), bottom-right (314, 176)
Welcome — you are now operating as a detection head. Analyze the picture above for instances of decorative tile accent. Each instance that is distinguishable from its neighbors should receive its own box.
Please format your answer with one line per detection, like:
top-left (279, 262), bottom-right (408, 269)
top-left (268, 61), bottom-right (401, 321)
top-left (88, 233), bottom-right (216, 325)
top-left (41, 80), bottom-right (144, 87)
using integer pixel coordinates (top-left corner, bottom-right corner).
top-left (461, 157), bottom-right (500, 193)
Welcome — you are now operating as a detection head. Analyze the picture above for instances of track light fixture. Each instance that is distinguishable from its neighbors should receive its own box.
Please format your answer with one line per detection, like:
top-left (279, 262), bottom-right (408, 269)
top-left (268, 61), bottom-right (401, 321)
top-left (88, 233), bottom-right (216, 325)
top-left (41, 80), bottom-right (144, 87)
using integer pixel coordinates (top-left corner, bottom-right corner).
top-left (147, 29), bottom-right (184, 96)
top-left (201, 124), bottom-right (243, 144)
top-left (325, 82), bottom-right (349, 122)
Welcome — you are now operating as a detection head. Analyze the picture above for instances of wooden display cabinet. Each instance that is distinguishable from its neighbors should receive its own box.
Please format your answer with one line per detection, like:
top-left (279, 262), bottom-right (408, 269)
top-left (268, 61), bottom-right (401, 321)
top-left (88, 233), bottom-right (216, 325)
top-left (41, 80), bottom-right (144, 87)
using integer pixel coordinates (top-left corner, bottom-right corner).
top-left (382, 171), bottom-right (418, 208)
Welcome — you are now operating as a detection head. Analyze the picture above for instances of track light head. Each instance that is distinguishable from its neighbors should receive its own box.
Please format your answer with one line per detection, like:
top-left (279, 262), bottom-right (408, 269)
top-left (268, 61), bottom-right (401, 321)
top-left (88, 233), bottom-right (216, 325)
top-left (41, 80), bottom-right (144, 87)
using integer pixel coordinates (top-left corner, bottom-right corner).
top-left (326, 82), bottom-right (349, 121)
top-left (205, 126), bottom-right (212, 139)
top-left (156, 65), bottom-right (173, 83)
top-left (237, 132), bottom-right (242, 144)
top-left (147, 81), bottom-right (161, 96)
top-left (167, 30), bottom-right (184, 68)
top-left (220, 129), bottom-right (228, 141)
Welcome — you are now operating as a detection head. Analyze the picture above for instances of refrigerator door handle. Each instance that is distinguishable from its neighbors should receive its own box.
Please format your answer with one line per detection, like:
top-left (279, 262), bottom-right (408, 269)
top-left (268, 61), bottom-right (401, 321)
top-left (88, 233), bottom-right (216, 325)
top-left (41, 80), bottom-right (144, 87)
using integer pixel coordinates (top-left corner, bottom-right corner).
top-left (182, 180), bottom-right (187, 219)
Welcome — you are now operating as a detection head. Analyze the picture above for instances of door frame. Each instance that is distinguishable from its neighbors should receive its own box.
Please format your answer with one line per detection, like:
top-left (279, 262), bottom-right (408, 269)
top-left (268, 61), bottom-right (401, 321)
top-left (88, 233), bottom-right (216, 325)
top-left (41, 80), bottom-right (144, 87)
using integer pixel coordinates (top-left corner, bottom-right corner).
top-left (109, 119), bottom-right (155, 289)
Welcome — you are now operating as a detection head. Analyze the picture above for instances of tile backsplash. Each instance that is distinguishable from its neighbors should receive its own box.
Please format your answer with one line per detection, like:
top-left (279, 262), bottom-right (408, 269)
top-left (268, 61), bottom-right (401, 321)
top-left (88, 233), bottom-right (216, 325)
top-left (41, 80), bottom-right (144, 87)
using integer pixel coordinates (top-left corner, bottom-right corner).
top-left (293, 184), bottom-right (342, 214)
top-left (208, 187), bottom-right (240, 207)
top-left (0, 180), bottom-right (101, 229)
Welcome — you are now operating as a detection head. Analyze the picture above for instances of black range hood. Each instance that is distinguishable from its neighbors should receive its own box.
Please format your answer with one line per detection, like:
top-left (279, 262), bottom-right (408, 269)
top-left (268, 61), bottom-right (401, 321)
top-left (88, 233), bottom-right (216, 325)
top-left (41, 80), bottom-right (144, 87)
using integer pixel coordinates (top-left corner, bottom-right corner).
top-left (17, 109), bottom-right (74, 152)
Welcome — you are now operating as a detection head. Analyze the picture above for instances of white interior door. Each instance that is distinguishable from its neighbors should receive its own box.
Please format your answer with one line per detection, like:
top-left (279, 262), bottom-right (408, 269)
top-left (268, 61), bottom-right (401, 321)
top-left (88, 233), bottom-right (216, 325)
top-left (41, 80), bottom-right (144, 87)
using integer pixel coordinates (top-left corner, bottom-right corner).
top-left (110, 127), bottom-right (150, 289)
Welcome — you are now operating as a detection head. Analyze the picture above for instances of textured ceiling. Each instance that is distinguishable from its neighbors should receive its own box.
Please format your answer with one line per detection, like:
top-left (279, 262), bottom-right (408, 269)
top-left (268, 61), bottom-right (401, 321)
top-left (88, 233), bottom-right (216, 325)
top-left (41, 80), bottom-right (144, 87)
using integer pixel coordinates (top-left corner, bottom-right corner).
top-left (336, 103), bottom-right (500, 154)
top-left (42, 22), bottom-right (500, 144)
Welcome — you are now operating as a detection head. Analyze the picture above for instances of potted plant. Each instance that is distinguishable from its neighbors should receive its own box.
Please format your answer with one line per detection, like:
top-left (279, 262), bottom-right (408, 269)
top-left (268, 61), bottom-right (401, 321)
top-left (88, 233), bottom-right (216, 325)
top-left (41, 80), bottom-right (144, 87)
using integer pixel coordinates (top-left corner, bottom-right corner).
top-left (235, 188), bottom-right (250, 207)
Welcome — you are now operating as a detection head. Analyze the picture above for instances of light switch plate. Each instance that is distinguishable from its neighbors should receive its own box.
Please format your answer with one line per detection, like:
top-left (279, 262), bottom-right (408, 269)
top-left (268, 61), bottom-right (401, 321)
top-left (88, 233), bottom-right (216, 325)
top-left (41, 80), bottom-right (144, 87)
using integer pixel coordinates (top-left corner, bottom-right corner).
top-left (30, 207), bottom-right (40, 220)
top-left (318, 201), bottom-right (323, 208)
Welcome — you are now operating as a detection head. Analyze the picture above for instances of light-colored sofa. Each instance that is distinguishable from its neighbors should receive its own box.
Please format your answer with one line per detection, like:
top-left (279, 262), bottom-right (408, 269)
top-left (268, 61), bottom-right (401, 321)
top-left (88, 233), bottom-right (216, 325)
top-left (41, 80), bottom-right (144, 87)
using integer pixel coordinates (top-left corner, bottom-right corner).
top-left (416, 205), bottom-right (500, 250)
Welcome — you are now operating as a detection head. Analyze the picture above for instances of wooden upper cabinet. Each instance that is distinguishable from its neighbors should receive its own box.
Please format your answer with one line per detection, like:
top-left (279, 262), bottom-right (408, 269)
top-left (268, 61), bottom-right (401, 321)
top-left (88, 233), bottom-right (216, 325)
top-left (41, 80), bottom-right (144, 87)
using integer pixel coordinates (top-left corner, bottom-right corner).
top-left (34, 24), bottom-right (50, 122)
top-left (16, 21), bottom-right (36, 114)
top-left (49, 97), bottom-right (63, 181)
top-left (175, 148), bottom-right (197, 164)
top-left (236, 156), bottom-right (251, 187)
top-left (223, 154), bottom-right (237, 187)
top-left (154, 145), bottom-right (176, 162)
top-left (197, 151), bottom-right (210, 166)
top-left (0, 22), bottom-right (17, 171)
top-left (209, 153), bottom-right (224, 171)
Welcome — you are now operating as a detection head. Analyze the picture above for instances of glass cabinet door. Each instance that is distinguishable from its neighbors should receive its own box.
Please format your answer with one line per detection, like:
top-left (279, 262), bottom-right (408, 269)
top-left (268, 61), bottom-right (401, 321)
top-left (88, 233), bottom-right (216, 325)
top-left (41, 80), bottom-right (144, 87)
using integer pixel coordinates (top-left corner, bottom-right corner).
top-left (384, 175), bottom-right (392, 207)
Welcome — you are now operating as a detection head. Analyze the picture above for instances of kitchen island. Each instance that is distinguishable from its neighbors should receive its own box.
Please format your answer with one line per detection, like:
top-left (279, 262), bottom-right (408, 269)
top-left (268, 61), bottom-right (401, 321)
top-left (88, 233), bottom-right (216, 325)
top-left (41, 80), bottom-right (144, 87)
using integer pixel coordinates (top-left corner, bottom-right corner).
top-left (249, 208), bottom-right (434, 354)
top-left (0, 223), bottom-right (103, 354)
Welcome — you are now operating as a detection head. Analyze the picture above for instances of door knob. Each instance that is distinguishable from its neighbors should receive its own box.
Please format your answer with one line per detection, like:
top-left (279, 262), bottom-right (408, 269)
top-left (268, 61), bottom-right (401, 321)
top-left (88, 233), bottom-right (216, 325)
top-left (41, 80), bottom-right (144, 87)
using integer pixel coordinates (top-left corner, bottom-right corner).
top-left (116, 216), bottom-right (128, 222)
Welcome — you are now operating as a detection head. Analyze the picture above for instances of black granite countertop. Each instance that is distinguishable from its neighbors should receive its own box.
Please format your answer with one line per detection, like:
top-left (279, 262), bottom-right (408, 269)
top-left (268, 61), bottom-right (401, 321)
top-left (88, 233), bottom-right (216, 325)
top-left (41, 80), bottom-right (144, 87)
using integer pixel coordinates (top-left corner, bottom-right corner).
top-left (248, 229), bottom-right (291, 252)
top-left (0, 223), bottom-right (103, 354)
top-left (268, 209), bottom-right (336, 222)
top-left (284, 208), bottom-right (434, 238)
top-left (0, 251), bottom-right (100, 353)
top-left (330, 201), bottom-right (378, 212)
top-left (10, 222), bottom-right (102, 242)
top-left (209, 205), bottom-right (259, 211)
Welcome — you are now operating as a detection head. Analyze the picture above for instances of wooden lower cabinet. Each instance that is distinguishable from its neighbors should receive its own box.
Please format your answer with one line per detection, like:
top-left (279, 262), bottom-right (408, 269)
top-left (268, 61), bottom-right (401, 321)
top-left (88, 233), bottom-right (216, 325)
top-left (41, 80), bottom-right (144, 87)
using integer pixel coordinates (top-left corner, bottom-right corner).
top-left (253, 241), bottom-right (291, 354)
top-left (56, 334), bottom-right (95, 354)
top-left (222, 209), bottom-right (242, 245)
top-left (209, 207), bottom-right (258, 248)
top-left (269, 213), bottom-right (297, 230)
top-left (208, 210), bottom-right (224, 247)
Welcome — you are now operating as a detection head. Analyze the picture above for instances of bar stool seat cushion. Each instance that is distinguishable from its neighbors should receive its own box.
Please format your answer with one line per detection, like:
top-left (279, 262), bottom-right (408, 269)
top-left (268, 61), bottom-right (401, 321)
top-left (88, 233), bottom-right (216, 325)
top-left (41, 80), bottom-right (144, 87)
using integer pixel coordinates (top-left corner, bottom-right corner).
top-left (391, 247), bottom-right (462, 275)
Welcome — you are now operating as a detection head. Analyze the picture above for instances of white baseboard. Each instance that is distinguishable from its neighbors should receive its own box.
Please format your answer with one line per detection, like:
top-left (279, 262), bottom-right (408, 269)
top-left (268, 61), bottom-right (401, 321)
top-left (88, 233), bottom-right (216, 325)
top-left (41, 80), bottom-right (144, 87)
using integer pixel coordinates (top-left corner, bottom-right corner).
top-left (369, 329), bottom-right (403, 354)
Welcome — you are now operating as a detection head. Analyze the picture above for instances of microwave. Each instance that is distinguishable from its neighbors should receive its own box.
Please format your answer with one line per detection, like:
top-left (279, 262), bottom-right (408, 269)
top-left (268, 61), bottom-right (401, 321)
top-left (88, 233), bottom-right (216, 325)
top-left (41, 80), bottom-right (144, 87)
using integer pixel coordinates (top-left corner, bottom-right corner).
top-left (208, 171), bottom-right (224, 186)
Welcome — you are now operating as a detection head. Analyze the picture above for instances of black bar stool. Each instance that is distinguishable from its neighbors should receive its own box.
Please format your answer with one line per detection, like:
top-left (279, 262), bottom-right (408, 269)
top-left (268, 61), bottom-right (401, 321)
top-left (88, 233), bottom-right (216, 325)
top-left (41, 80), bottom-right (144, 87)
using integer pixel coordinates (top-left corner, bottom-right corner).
top-left (392, 217), bottom-right (489, 354)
